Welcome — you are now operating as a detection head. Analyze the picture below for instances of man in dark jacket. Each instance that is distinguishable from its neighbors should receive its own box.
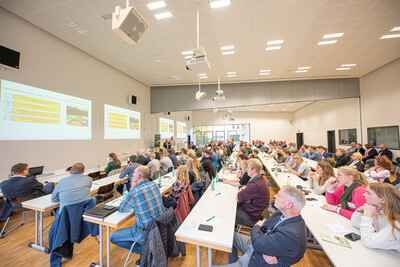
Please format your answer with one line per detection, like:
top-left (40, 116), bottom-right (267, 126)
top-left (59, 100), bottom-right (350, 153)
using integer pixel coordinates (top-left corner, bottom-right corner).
top-left (219, 186), bottom-right (307, 267)
top-left (201, 149), bottom-right (215, 179)
top-left (366, 144), bottom-right (393, 166)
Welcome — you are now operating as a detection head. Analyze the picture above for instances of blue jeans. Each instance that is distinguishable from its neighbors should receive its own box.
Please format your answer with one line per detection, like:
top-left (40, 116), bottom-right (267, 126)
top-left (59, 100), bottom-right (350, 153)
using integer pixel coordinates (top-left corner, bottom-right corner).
top-left (110, 223), bottom-right (146, 254)
top-left (366, 158), bottom-right (375, 167)
top-left (213, 232), bottom-right (253, 266)
top-left (42, 182), bottom-right (54, 194)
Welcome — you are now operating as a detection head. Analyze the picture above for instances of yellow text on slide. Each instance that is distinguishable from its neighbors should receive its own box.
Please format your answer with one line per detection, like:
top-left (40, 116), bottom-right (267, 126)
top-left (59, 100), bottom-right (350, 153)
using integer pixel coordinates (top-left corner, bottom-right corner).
top-left (161, 122), bottom-right (169, 132)
top-left (13, 101), bottom-right (61, 113)
top-left (109, 124), bottom-right (127, 129)
top-left (178, 125), bottom-right (183, 133)
top-left (109, 112), bottom-right (127, 119)
top-left (13, 108), bottom-right (60, 119)
top-left (13, 116), bottom-right (60, 124)
top-left (109, 121), bottom-right (127, 127)
top-left (14, 94), bottom-right (60, 107)
top-left (109, 116), bottom-right (127, 123)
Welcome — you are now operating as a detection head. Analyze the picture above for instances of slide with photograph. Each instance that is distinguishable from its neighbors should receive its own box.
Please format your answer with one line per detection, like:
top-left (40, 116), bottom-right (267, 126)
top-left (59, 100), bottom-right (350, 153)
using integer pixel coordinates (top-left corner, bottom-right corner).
top-left (104, 104), bottom-right (140, 139)
top-left (0, 79), bottom-right (91, 140)
top-left (160, 117), bottom-right (174, 139)
top-left (177, 121), bottom-right (187, 138)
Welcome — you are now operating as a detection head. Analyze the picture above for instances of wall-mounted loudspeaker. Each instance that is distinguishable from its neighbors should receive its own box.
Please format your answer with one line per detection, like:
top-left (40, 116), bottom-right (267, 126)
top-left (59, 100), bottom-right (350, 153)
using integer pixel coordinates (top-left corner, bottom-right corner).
top-left (112, 6), bottom-right (148, 45)
top-left (185, 116), bottom-right (190, 121)
top-left (129, 95), bottom-right (137, 105)
top-left (0, 45), bottom-right (20, 69)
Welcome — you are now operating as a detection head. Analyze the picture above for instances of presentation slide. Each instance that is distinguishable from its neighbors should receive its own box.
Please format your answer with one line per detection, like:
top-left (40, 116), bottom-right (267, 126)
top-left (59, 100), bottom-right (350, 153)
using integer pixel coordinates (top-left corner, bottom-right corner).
top-left (177, 121), bottom-right (187, 138)
top-left (160, 117), bottom-right (174, 139)
top-left (104, 104), bottom-right (140, 139)
top-left (0, 79), bottom-right (91, 140)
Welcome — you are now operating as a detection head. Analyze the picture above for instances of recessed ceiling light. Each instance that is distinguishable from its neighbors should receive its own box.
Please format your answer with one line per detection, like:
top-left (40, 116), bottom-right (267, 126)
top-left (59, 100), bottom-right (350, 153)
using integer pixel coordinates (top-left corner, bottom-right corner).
top-left (390, 26), bottom-right (400, 31)
top-left (281, 108), bottom-right (287, 111)
top-left (265, 108), bottom-right (270, 111)
top-left (297, 66), bottom-right (311, 70)
top-left (226, 72), bottom-right (236, 74)
top-left (221, 45), bottom-right (234, 50)
top-left (222, 51), bottom-right (235, 55)
top-left (155, 11), bottom-right (172, 19)
top-left (77, 29), bottom-right (88, 34)
top-left (210, 0), bottom-right (230, 9)
top-left (288, 104), bottom-right (294, 107)
top-left (184, 55), bottom-right (192, 59)
top-left (154, 59), bottom-right (163, 63)
top-left (318, 40), bottom-right (337, 45)
top-left (266, 46), bottom-right (281, 51)
top-left (147, 1), bottom-right (166, 10)
top-left (66, 22), bottom-right (79, 28)
top-left (199, 76), bottom-right (208, 79)
top-left (259, 72), bottom-right (270, 75)
top-left (198, 73), bottom-right (207, 76)
top-left (295, 70), bottom-right (307, 73)
top-left (259, 69), bottom-right (271, 72)
top-left (323, 33), bottom-right (344, 39)
top-left (267, 40), bottom-right (284, 45)
top-left (181, 51), bottom-right (192, 55)
top-left (227, 74), bottom-right (236, 77)
top-left (380, 34), bottom-right (400, 39)
top-left (341, 64), bottom-right (357, 67)
top-left (336, 67), bottom-right (351, 70)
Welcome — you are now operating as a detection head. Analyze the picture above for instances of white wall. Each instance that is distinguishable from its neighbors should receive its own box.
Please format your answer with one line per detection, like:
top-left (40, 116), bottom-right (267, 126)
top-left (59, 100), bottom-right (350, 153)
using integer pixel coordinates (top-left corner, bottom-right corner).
top-left (0, 8), bottom-right (150, 179)
top-left (360, 57), bottom-right (400, 159)
top-left (192, 110), bottom-right (295, 142)
top-left (294, 98), bottom-right (361, 149)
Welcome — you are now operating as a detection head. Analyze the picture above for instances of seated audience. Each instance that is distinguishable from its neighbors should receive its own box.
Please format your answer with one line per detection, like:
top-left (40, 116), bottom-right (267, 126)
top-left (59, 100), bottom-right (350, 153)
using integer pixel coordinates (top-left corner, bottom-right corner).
top-left (355, 143), bottom-right (365, 155)
top-left (351, 182), bottom-right (400, 252)
top-left (146, 153), bottom-right (160, 178)
top-left (186, 158), bottom-right (201, 185)
top-left (299, 144), bottom-right (308, 157)
top-left (277, 148), bottom-right (296, 167)
top-left (105, 152), bottom-right (121, 176)
top-left (219, 186), bottom-right (307, 267)
top-left (223, 159), bottom-right (251, 187)
top-left (246, 143), bottom-right (253, 155)
top-left (179, 148), bottom-right (188, 165)
top-left (273, 147), bottom-right (286, 164)
top-left (363, 144), bottom-right (378, 164)
top-left (117, 155), bottom-right (141, 194)
top-left (201, 149), bottom-right (215, 179)
top-left (334, 148), bottom-right (349, 168)
top-left (317, 146), bottom-right (331, 158)
top-left (195, 146), bottom-right (203, 158)
top-left (366, 144), bottom-right (393, 167)
top-left (322, 157), bottom-right (336, 168)
top-left (323, 166), bottom-right (368, 219)
top-left (346, 152), bottom-right (365, 172)
top-left (136, 150), bottom-right (146, 165)
top-left (346, 142), bottom-right (357, 155)
top-left (235, 159), bottom-right (269, 227)
top-left (1, 163), bottom-right (54, 199)
top-left (249, 148), bottom-right (264, 168)
top-left (286, 153), bottom-right (311, 181)
top-left (211, 147), bottom-right (218, 165)
top-left (308, 161), bottom-right (336, 195)
top-left (305, 146), bottom-right (322, 162)
top-left (111, 166), bottom-right (164, 264)
top-left (162, 165), bottom-right (190, 209)
top-left (167, 149), bottom-right (178, 167)
top-left (51, 163), bottom-right (92, 211)
top-left (364, 156), bottom-right (392, 183)
top-left (159, 151), bottom-right (173, 174)
top-left (143, 150), bottom-right (151, 165)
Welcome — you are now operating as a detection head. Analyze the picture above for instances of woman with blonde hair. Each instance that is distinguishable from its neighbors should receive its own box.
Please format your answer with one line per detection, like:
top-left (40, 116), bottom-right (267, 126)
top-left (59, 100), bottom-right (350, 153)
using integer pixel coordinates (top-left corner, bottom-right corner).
top-left (186, 158), bottom-right (201, 184)
top-left (308, 160), bottom-right (336, 195)
top-left (364, 156), bottom-right (392, 183)
top-left (187, 149), bottom-right (201, 169)
top-left (286, 153), bottom-right (311, 181)
top-left (351, 183), bottom-right (400, 252)
top-left (323, 166), bottom-right (368, 219)
top-left (345, 152), bottom-right (365, 172)
top-left (104, 152), bottom-right (121, 176)
top-left (162, 165), bottom-right (190, 209)
top-left (223, 159), bottom-right (251, 187)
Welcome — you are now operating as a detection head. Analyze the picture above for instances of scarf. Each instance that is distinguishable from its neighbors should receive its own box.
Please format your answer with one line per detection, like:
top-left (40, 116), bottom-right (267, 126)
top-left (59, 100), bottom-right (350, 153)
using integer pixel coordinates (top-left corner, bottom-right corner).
top-left (339, 181), bottom-right (362, 210)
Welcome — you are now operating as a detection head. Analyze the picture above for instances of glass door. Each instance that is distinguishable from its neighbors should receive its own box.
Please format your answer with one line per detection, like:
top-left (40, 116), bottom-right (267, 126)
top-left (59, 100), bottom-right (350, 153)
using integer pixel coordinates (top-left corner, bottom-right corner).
top-left (203, 131), bottom-right (213, 146)
top-left (215, 131), bottom-right (225, 142)
top-left (227, 130), bottom-right (239, 142)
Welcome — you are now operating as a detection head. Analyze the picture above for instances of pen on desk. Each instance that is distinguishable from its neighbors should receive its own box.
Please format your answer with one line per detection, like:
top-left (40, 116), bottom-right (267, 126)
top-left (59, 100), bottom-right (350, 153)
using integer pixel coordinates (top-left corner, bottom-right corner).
top-left (207, 216), bottom-right (215, 222)
top-left (357, 210), bottom-right (364, 213)
top-left (215, 192), bottom-right (221, 196)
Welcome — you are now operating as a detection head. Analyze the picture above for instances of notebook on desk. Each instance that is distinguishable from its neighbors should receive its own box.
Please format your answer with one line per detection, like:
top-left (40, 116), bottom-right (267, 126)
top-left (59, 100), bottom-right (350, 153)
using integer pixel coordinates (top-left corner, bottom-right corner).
top-left (84, 204), bottom-right (118, 219)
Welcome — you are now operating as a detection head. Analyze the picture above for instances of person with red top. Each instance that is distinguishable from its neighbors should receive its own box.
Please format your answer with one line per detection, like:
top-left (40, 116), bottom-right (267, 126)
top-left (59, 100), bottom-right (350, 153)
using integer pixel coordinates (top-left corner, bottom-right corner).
top-left (322, 166), bottom-right (368, 219)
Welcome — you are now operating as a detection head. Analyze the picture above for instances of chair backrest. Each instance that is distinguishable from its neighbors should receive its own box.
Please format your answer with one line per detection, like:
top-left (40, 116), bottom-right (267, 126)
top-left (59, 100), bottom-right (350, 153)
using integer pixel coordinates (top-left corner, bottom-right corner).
top-left (152, 169), bottom-right (163, 181)
top-left (97, 182), bottom-right (115, 195)
top-left (108, 168), bottom-right (123, 177)
top-left (167, 166), bottom-right (174, 173)
top-left (88, 171), bottom-right (101, 181)
top-left (9, 194), bottom-right (35, 212)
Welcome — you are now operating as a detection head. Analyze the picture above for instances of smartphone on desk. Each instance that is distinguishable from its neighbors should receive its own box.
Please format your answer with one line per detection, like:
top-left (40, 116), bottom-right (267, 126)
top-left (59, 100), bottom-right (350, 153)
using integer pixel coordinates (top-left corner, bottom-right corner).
top-left (103, 205), bottom-right (115, 210)
top-left (344, 232), bottom-right (361, 241)
top-left (198, 224), bottom-right (213, 232)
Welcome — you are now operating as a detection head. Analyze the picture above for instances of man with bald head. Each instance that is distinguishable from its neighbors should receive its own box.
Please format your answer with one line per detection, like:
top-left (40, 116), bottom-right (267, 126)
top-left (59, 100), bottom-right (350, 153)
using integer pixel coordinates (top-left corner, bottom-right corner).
top-left (51, 163), bottom-right (92, 211)
top-left (366, 144), bottom-right (393, 167)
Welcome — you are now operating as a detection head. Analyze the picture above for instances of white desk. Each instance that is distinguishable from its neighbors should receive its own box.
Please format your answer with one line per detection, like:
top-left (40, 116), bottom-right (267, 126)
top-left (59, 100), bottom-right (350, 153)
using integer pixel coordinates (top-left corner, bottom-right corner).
top-left (21, 174), bottom-right (128, 253)
top-left (259, 155), bottom-right (400, 266)
top-left (83, 175), bottom-right (176, 267)
top-left (175, 173), bottom-right (238, 267)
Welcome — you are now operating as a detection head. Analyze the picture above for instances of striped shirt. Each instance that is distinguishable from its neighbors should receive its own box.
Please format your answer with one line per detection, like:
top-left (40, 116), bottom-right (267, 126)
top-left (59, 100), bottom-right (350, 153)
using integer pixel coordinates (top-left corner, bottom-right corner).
top-left (118, 180), bottom-right (164, 228)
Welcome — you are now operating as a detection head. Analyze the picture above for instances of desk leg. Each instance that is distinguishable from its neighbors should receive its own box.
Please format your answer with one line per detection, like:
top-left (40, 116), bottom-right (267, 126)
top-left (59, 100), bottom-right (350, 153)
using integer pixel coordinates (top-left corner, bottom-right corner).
top-left (208, 248), bottom-right (212, 267)
top-left (100, 225), bottom-right (103, 267)
top-left (28, 211), bottom-right (49, 253)
top-left (196, 245), bottom-right (201, 267)
top-left (107, 226), bottom-right (110, 267)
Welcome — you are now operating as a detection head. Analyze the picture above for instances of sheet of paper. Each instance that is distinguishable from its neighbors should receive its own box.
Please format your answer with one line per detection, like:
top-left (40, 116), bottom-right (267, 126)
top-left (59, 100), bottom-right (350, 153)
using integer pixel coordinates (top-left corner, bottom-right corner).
top-left (324, 224), bottom-right (352, 234)
top-left (202, 217), bottom-right (221, 226)
top-left (308, 201), bottom-right (329, 213)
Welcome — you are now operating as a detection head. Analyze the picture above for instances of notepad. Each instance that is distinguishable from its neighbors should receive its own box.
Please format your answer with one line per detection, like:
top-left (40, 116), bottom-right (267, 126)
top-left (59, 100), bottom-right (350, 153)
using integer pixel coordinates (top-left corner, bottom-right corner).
top-left (324, 224), bottom-right (352, 234)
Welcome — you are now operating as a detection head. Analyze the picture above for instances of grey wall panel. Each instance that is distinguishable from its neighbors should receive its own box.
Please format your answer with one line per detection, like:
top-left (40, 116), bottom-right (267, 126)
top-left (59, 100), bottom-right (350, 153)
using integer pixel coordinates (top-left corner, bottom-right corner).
top-left (150, 78), bottom-right (360, 113)
top-left (314, 79), bottom-right (339, 100)
top-left (291, 80), bottom-right (315, 101)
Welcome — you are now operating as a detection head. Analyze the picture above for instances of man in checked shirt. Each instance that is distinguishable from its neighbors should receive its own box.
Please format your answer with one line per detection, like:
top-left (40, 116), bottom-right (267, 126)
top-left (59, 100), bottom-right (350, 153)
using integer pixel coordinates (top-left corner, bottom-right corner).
top-left (110, 166), bottom-right (164, 265)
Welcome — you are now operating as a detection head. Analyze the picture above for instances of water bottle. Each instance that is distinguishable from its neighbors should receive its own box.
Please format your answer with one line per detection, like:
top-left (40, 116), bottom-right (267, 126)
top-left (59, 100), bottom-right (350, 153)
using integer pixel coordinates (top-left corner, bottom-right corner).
top-left (287, 175), bottom-right (292, 186)
top-left (122, 184), bottom-right (128, 200)
top-left (211, 177), bottom-right (215, 191)
top-left (216, 174), bottom-right (219, 183)
top-left (158, 173), bottom-right (162, 187)
top-left (172, 166), bottom-right (175, 177)
top-left (274, 168), bottom-right (278, 178)
top-left (97, 160), bottom-right (100, 169)
top-left (222, 164), bottom-right (225, 174)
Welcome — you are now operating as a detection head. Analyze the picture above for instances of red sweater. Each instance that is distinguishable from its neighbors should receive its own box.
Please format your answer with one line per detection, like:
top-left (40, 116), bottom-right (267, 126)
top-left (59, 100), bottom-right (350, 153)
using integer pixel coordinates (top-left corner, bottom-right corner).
top-left (325, 184), bottom-right (366, 219)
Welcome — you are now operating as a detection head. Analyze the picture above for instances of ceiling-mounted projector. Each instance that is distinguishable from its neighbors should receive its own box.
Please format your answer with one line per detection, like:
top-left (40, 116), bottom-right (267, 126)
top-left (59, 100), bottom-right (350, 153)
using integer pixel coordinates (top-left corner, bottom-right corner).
top-left (196, 90), bottom-right (207, 101)
top-left (186, 47), bottom-right (211, 73)
top-left (112, 6), bottom-right (148, 44)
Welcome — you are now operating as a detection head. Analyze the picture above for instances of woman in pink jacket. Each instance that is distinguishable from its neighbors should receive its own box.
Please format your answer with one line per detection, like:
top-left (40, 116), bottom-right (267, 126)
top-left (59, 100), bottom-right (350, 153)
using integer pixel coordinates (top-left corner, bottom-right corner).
top-left (322, 166), bottom-right (368, 219)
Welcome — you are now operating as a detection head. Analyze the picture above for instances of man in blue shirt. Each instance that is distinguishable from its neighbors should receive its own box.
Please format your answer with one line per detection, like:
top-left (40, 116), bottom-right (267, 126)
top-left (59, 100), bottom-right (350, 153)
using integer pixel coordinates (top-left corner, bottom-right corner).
top-left (110, 166), bottom-right (164, 264)
top-left (305, 146), bottom-right (322, 162)
top-left (167, 149), bottom-right (178, 167)
top-left (218, 186), bottom-right (307, 267)
top-left (117, 155), bottom-right (141, 195)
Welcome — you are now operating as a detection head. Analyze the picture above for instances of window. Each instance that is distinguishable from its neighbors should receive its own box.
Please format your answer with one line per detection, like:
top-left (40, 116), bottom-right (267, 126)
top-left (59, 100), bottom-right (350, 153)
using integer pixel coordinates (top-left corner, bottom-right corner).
top-left (367, 126), bottom-right (399, 150)
top-left (339, 129), bottom-right (357, 145)
top-left (192, 123), bottom-right (250, 145)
